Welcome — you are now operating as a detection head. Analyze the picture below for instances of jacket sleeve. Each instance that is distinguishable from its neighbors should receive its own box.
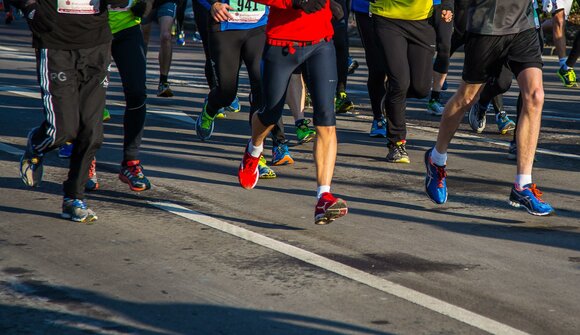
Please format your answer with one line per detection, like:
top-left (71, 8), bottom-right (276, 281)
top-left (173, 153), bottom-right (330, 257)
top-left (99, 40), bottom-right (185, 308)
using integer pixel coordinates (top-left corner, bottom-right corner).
top-left (441, 0), bottom-right (453, 11)
top-left (197, 0), bottom-right (212, 11)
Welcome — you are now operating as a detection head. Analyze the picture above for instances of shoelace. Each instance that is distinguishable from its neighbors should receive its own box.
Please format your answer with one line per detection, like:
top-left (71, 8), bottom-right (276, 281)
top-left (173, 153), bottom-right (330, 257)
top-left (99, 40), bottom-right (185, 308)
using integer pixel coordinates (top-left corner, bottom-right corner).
top-left (528, 184), bottom-right (544, 203)
top-left (127, 164), bottom-right (143, 177)
top-left (436, 166), bottom-right (447, 188)
top-left (88, 159), bottom-right (96, 178)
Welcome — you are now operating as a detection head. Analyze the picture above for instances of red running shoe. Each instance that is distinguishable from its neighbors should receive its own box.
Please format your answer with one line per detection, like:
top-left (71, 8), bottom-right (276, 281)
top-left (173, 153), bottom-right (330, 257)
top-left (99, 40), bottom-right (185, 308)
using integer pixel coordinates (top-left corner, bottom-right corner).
top-left (314, 192), bottom-right (348, 225)
top-left (238, 148), bottom-right (259, 189)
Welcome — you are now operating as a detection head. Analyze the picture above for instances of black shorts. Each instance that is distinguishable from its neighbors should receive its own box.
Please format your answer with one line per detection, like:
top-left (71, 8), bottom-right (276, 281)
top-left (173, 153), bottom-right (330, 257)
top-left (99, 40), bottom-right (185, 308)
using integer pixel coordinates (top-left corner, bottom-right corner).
top-left (462, 28), bottom-right (542, 84)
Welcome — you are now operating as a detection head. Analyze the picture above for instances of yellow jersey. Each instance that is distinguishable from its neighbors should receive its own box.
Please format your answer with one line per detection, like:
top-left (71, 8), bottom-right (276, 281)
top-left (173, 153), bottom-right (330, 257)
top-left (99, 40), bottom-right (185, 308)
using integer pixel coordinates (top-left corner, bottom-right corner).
top-left (370, 0), bottom-right (433, 21)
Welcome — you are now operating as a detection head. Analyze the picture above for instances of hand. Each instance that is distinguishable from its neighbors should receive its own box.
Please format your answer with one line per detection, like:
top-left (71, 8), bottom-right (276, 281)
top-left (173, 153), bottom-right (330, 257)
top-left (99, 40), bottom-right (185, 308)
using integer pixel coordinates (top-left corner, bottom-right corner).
top-left (441, 9), bottom-right (453, 23)
top-left (211, 2), bottom-right (233, 22)
top-left (23, 3), bottom-right (54, 34)
top-left (292, 0), bottom-right (326, 14)
top-left (131, 1), bottom-right (146, 17)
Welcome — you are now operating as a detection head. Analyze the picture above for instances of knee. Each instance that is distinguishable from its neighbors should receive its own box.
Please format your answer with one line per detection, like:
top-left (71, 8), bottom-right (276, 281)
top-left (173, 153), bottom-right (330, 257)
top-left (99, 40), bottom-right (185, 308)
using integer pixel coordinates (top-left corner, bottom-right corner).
top-left (522, 87), bottom-right (544, 109)
top-left (160, 32), bottom-right (172, 44)
top-left (409, 81), bottom-right (431, 99)
top-left (125, 91), bottom-right (147, 110)
top-left (387, 78), bottom-right (411, 101)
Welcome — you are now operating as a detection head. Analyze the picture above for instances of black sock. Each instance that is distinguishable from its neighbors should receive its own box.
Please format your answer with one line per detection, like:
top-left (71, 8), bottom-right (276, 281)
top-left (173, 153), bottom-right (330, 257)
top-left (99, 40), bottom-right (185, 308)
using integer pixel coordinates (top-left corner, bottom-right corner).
top-left (160, 74), bottom-right (168, 84)
top-left (431, 91), bottom-right (440, 101)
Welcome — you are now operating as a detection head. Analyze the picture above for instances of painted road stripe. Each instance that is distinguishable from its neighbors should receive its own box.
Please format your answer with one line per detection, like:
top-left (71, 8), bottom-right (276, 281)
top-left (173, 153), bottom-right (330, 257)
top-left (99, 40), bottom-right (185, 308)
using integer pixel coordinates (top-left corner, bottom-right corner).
top-left (352, 114), bottom-right (580, 161)
top-left (0, 142), bottom-right (23, 156)
top-left (150, 201), bottom-right (529, 335)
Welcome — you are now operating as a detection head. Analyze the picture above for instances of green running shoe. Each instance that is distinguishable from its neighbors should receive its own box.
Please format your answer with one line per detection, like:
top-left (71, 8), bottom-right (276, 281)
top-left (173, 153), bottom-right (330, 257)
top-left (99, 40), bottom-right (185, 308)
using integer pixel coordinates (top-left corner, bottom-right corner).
top-left (335, 91), bottom-right (354, 114)
top-left (557, 66), bottom-right (578, 88)
top-left (295, 119), bottom-right (316, 144)
top-left (103, 108), bottom-right (111, 122)
top-left (195, 100), bottom-right (215, 141)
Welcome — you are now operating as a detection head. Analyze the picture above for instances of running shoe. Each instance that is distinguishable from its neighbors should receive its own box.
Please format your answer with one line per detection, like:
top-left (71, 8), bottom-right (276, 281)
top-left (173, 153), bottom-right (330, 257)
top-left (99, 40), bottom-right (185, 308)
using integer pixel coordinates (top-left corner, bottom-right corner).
top-left (468, 103), bottom-right (487, 133)
top-left (441, 80), bottom-right (448, 91)
top-left (335, 91), bottom-right (354, 114)
top-left (427, 99), bottom-right (444, 116)
top-left (386, 140), bottom-right (410, 163)
top-left (192, 31), bottom-right (202, 43)
top-left (272, 142), bottom-right (294, 166)
top-left (85, 158), bottom-right (99, 191)
top-left (62, 198), bottom-right (98, 223)
top-left (557, 66), bottom-right (578, 88)
top-left (258, 155), bottom-right (276, 179)
top-left (314, 192), bottom-right (348, 225)
top-left (369, 118), bottom-right (387, 138)
top-left (509, 183), bottom-right (554, 216)
top-left (20, 129), bottom-right (44, 187)
top-left (177, 31), bottom-right (185, 46)
top-left (347, 57), bottom-right (359, 75)
top-left (157, 82), bottom-right (174, 97)
top-left (58, 142), bottom-right (73, 159)
top-left (195, 101), bottom-right (215, 141)
top-left (424, 148), bottom-right (447, 204)
top-left (103, 108), bottom-right (111, 122)
top-left (295, 119), bottom-right (316, 144)
top-left (238, 144), bottom-right (260, 189)
top-left (216, 96), bottom-right (240, 119)
top-left (119, 160), bottom-right (151, 192)
top-left (496, 111), bottom-right (516, 135)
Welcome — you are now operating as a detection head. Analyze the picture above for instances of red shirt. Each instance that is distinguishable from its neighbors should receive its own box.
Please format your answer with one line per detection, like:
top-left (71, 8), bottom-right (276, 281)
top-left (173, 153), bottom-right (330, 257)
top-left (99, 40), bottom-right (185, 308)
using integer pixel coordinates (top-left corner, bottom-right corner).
top-left (256, 0), bottom-right (334, 43)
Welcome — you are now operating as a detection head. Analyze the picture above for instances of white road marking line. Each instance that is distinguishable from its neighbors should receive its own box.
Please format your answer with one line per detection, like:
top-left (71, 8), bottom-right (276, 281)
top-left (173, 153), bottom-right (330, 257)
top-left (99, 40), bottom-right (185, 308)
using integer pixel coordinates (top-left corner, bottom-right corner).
top-left (352, 114), bottom-right (580, 160)
top-left (0, 46), bottom-right (19, 52)
top-left (151, 201), bottom-right (529, 335)
top-left (0, 142), bottom-right (23, 156)
top-left (0, 86), bottom-right (40, 99)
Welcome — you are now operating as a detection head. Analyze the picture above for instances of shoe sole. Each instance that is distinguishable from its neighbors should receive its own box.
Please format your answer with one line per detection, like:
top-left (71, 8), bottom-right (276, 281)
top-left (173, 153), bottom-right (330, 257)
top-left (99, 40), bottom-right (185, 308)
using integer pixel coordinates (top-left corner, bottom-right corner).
top-left (259, 173), bottom-right (277, 179)
top-left (157, 90), bottom-right (174, 97)
top-left (298, 134), bottom-right (316, 144)
top-left (386, 158), bottom-right (410, 164)
top-left (508, 200), bottom-right (554, 216)
top-left (119, 175), bottom-right (150, 192)
top-left (20, 158), bottom-right (43, 187)
top-left (369, 133), bottom-right (387, 138)
top-left (61, 213), bottom-right (98, 223)
top-left (315, 200), bottom-right (348, 225)
top-left (499, 123), bottom-right (516, 135)
top-left (336, 105), bottom-right (355, 114)
top-left (271, 156), bottom-right (294, 166)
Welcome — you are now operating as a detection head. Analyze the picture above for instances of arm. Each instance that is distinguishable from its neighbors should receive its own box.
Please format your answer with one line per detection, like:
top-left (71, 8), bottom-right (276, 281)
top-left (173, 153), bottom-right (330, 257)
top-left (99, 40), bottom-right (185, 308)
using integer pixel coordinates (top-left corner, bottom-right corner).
top-left (197, 0), bottom-right (212, 11)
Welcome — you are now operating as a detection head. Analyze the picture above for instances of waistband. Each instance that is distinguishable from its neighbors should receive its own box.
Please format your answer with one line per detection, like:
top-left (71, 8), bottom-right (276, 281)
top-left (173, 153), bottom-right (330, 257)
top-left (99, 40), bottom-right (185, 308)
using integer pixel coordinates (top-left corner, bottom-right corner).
top-left (267, 36), bottom-right (332, 54)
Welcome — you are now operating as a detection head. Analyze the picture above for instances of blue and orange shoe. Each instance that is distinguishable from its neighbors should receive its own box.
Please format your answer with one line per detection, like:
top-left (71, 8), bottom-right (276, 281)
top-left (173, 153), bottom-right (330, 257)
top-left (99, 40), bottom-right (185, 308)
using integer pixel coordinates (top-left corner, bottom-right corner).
top-left (509, 183), bottom-right (554, 216)
top-left (271, 143), bottom-right (294, 166)
top-left (424, 148), bottom-right (447, 204)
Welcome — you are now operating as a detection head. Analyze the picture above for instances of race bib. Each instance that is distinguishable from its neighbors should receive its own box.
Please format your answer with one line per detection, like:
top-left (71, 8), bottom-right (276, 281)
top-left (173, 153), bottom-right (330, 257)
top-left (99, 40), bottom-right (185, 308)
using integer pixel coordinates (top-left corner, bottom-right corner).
top-left (57, 0), bottom-right (100, 14)
top-left (229, 0), bottom-right (265, 24)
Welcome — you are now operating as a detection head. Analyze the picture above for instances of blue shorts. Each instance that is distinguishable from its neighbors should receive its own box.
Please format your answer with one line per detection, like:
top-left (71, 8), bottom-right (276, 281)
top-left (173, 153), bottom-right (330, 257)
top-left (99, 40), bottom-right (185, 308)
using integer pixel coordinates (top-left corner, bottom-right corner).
top-left (142, 2), bottom-right (177, 24)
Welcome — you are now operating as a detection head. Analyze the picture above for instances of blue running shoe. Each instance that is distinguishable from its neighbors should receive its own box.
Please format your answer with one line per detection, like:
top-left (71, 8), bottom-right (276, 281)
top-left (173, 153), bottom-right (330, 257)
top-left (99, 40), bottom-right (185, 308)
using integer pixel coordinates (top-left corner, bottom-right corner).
top-left (271, 142), bottom-right (294, 166)
top-left (62, 198), bottom-right (98, 223)
top-left (217, 96), bottom-right (241, 118)
top-left (495, 111), bottom-right (516, 135)
top-left (424, 148), bottom-right (447, 204)
top-left (195, 100), bottom-right (215, 141)
top-left (509, 184), bottom-right (554, 216)
top-left (441, 80), bottom-right (448, 91)
top-left (58, 142), bottom-right (73, 158)
top-left (369, 118), bottom-right (387, 138)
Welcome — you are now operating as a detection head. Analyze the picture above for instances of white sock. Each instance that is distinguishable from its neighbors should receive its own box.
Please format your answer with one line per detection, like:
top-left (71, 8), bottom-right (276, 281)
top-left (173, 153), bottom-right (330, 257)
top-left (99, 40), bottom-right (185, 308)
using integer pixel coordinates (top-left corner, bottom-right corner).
top-left (559, 57), bottom-right (568, 69)
top-left (515, 174), bottom-right (532, 189)
top-left (317, 185), bottom-right (331, 199)
top-left (430, 147), bottom-right (447, 166)
top-left (248, 141), bottom-right (263, 158)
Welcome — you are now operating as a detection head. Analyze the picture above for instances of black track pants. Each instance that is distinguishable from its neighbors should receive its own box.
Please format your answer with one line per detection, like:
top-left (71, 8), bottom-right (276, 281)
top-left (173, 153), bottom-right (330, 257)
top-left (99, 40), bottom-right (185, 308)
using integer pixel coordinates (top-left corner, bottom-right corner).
top-left (193, 1), bottom-right (216, 89)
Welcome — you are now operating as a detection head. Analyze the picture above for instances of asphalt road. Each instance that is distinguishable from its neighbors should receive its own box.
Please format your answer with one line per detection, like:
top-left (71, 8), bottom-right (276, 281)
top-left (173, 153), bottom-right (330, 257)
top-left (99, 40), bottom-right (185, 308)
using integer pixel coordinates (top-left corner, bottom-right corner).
top-left (1, 20), bottom-right (579, 335)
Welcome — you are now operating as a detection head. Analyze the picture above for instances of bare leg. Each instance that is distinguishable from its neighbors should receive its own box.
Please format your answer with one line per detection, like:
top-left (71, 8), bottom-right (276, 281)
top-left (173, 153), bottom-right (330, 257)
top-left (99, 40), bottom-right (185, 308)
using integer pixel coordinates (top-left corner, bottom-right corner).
top-left (158, 16), bottom-right (174, 77)
top-left (250, 113), bottom-right (275, 147)
top-left (514, 67), bottom-right (544, 175)
top-left (286, 73), bottom-right (306, 121)
top-left (314, 126), bottom-right (337, 187)
top-left (432, 71), bottom-right (447, 92)
top-left (435, 81), bottom-right (483, 153)
top-left (552, 10), bottom-right (567, 59)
